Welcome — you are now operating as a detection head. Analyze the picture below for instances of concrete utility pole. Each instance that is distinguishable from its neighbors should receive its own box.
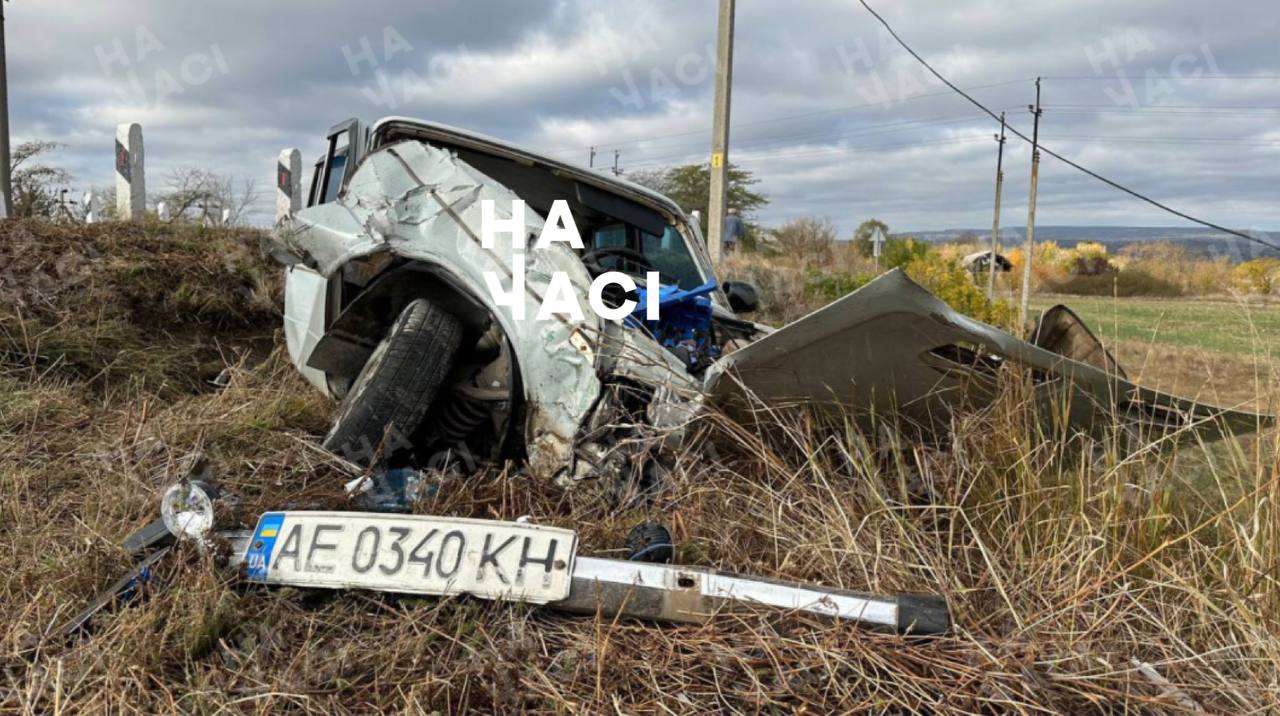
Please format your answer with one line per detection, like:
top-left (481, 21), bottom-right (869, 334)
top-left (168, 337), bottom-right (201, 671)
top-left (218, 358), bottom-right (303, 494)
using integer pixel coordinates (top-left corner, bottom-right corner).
top-left (706, 0), bottom-right (736, 262)
top-left (987, 112), bottom-right (1007, 300)
top-left (0, 1), bottom-right (13, 218)
top-left (1019, 77), bottom-right (1043, 326)
top-left (612, 150), bottom-right (619, 176)
top-left (589, 146), bottom-right (596, 169)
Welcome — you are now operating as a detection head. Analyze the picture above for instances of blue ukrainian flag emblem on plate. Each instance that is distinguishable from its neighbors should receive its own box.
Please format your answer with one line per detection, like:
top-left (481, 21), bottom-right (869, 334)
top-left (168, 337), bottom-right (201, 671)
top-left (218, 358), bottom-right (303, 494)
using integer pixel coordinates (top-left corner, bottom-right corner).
top-left (244, 512), bottom-right (286, 581)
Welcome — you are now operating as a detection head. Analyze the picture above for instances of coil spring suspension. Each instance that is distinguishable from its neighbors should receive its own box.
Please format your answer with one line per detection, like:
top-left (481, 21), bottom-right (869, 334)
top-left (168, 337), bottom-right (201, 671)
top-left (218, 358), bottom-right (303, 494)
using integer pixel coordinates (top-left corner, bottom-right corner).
top-left (437, 395), bottom-right (489, 443)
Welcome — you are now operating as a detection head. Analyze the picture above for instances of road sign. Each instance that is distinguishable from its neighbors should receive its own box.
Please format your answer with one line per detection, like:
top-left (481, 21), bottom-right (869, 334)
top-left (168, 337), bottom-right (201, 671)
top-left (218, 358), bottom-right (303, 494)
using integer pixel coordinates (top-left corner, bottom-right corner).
top-left (871, 227), bottom-right (886, 258)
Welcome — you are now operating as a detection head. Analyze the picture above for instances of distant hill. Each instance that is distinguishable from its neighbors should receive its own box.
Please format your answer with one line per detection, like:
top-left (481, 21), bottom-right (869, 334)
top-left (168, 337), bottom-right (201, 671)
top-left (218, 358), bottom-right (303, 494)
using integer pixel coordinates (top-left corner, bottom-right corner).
top-left (901, 226), bottom-right (1279, 262)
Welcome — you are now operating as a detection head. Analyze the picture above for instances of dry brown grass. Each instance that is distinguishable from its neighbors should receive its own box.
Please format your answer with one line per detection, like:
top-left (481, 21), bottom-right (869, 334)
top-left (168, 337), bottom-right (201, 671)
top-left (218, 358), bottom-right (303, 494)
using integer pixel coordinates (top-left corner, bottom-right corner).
top-left (1111, 339), bottom-right (1278, 412)
top-left (720, 246), bottom-right (875, 325)
top-left (3, 221), bottom-right (1279, 713)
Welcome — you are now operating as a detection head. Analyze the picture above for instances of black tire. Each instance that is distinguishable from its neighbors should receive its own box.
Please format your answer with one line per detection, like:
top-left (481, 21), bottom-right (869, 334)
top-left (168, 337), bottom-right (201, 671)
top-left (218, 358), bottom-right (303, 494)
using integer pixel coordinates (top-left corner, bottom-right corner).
top-left (625, 522), bottom-right (674, 564)
top-left (323, 299), bottom-right (463, 465)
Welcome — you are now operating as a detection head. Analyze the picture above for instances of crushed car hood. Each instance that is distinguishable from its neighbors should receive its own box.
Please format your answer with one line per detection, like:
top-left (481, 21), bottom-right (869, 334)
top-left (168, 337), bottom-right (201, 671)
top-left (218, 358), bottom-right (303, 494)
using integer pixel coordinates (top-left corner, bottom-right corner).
top-left (704, 270), bottom-right (1270, 443)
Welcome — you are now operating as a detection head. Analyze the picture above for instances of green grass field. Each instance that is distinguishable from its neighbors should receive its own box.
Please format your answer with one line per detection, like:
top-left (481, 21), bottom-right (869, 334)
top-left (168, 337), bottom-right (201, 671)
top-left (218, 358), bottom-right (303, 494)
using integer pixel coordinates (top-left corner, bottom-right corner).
top-left (1025, 294), bottom-right (1279, 408)
top-left (1033, 294), bottom-right (1280, 359)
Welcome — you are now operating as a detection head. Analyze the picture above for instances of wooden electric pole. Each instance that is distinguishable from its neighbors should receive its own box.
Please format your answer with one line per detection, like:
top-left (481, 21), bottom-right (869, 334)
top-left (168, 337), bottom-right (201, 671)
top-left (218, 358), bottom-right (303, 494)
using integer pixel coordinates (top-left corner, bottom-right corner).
top-left (1019, 77), bottom-right (1043, 326)
top-left (706, 0), bottom-right (736, 262)
top-left (987, 112), bottom-right (1007, 300)
top-left (612, 150), bottom-right (620, 176)
top-left (589, 146), bottom-right (596, 169)
top-left (0, 1), bottom-right (12, 218)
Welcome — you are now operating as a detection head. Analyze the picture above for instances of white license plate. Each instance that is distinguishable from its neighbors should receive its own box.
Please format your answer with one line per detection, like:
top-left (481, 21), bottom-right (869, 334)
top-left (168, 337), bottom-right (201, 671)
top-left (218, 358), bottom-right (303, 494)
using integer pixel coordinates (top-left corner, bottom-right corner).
top-left (242, 512), bottom-right (577, 604)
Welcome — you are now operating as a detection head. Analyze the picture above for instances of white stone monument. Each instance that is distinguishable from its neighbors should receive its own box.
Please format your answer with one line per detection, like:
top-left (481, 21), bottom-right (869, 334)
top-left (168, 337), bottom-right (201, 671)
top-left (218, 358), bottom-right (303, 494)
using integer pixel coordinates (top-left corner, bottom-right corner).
top-left (276, 148), bottom-right (302, 222)
top-left (115, 123), bottom-right (145, 220)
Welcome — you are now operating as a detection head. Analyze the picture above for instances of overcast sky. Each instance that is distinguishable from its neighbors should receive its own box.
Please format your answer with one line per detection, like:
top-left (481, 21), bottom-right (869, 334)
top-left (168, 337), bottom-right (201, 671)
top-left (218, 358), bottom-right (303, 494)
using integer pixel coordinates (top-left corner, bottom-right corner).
top-left (7, 0), bottom-right (1279, 235)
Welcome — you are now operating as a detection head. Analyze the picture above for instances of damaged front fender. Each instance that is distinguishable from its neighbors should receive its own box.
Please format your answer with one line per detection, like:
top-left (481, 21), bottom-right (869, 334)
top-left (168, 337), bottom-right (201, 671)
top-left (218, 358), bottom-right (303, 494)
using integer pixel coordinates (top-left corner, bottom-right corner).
top-left (276, 141), bottom-right (605, 481)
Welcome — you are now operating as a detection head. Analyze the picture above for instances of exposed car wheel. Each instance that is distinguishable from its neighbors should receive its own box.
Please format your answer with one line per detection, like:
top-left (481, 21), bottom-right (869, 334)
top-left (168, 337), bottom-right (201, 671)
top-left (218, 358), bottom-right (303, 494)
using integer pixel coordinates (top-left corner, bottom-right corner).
top-left (323, 299), bottom-right (463, 465)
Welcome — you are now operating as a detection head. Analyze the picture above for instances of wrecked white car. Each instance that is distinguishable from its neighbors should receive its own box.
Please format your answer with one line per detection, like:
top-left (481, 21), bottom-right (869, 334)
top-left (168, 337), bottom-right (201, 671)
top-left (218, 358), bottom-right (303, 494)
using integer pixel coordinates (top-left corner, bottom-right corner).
top-left (275, 117), bottom-right (764, 484)
top-left (273, 117), bottom-right (1268, 485)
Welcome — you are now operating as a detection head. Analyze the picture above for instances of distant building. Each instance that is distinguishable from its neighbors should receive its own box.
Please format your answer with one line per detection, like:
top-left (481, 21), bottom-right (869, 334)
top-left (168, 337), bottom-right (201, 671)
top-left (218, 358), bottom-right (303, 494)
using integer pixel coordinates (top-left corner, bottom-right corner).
top-left (962, 250), bottom-right (1012, 276)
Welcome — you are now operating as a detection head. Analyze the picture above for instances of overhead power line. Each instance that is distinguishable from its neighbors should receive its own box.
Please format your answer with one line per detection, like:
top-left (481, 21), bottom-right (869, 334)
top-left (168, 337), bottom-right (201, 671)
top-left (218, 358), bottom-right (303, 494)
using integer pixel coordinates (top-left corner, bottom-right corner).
top-left (856, 0), bottom-right (1280, 252)
top-left (563, 110), bottom-right (1000, 167)
top-left (1042, 75), bottom-right (1280, 81)
top-left (1046, 106), bottom-right (1280, 116)
top-left (622, 135), bottom-right (989, 171)
top-left (1048, 103), bottom-right (1280, 111)
top-left (539, 78), bottom-right (1032, 155)
top-left (1044, 134), bottom-right (1280, 146)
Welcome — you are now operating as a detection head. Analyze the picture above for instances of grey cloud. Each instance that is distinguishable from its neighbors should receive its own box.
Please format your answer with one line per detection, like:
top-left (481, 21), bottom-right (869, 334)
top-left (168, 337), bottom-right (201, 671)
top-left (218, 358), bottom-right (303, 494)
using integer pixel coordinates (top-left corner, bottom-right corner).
top-left (6, 0), bottom-right (1277, 232)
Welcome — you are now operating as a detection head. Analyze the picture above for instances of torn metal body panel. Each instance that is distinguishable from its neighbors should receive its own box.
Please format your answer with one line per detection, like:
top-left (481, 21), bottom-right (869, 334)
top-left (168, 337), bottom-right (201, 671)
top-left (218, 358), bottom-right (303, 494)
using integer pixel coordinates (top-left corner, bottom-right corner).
top-left (1029, 304), bottom-right (1125, 378)
top-left (278, 140), bottom-right (607, 480)
top-left (704, 270), bottom-right (1268, 441)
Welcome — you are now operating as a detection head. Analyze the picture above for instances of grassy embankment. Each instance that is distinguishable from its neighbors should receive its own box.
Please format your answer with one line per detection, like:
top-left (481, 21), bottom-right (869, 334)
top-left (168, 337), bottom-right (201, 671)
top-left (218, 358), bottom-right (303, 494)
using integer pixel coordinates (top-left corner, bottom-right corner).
top-left (1, 221), bottom-right (1277, 713)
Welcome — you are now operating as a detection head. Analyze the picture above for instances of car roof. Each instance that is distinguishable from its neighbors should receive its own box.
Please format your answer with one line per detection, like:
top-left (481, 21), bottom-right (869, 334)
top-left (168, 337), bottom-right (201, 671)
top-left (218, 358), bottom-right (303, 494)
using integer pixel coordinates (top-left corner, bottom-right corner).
top-left (370, 116), bottom-right (690, 222)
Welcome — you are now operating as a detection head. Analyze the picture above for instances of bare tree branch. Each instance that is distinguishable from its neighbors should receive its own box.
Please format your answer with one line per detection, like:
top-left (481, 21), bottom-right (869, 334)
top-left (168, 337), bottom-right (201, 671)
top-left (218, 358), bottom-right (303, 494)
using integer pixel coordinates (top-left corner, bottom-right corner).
top-left (156, 167), bottom-right (261, 226)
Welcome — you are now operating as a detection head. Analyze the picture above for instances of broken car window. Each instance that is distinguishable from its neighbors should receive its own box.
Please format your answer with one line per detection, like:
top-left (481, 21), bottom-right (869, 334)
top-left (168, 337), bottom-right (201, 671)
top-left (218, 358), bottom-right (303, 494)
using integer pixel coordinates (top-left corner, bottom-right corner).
top-left (590, 224), bottom-right (704, 290)
top-left (641, 226), bottom-right (704, 290)
top-left (322, 154), bottom-right (347, 204)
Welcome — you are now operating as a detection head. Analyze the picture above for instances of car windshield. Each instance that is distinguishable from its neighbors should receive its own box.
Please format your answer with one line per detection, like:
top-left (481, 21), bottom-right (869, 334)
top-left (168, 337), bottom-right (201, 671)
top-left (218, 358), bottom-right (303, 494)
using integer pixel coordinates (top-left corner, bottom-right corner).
top-left (322, 154), bottom-right (347, 203)
top-left (590, 224), bottom-right (705, 289)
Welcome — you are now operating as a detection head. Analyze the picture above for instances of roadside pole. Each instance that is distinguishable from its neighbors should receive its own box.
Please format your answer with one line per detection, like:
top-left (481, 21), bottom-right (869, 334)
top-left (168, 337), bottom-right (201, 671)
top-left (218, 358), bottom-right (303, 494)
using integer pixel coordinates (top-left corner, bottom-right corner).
top-left (706, 0), bottom-right (736, 263)
top-left (871, 226), bottom-right (885, 272)
top-left (276, 148), bottom-right (302, 222)
top-left (987, 112), bottom-right (1007, 300)
top-left (0, 1), bottom-right (13, 218)
top-left (116, 123), bottom-right (145, 220)
top-left (1019, 78), bottom-right (1042, 326)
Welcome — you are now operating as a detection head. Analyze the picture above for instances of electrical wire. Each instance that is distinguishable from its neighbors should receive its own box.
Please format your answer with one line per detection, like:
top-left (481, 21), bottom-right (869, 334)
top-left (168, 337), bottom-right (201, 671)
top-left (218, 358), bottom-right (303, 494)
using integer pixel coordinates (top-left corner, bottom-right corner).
top-left (547, 110), bottom-right (986, 162)
top-left (538, 78), bottom-right (1032, 155)
top-left (622, 135), bottom-right (990, 171)
top-left (1042, 75), bottom-right (1280, 81)
top-left (1048, 103), bottom-right (1280, 111)
top-left (856, 0), bottom-right (1280, 251)
top-left (1041, 135), bottom-right (1280, 146)
top-left (1046, 106), bottom-right (1280, 116)
top-left (559, 111), bottom-right (1001, 168)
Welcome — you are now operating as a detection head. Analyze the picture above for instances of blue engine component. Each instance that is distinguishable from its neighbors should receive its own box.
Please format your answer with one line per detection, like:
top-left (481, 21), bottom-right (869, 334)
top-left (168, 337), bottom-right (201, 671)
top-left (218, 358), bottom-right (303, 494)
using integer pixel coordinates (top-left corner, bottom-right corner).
top-left (627, 281), bottom-right (720, 372)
